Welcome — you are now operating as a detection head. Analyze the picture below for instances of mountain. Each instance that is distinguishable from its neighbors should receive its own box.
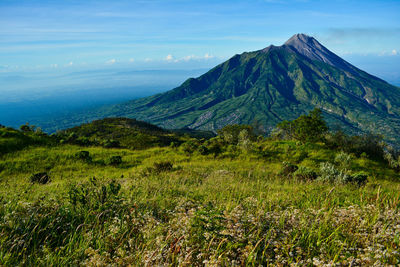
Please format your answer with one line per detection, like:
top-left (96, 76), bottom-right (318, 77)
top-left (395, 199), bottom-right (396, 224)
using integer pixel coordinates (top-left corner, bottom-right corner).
top-left (52, 34), bottom-right (400, 143)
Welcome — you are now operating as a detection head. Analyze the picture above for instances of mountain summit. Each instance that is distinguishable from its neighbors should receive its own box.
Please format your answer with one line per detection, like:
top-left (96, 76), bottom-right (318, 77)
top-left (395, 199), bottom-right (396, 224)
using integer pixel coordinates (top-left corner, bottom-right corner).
top-left (283, 33), bottom-right (356, 73)
top-left (79, 34), bottom-right (400, 142)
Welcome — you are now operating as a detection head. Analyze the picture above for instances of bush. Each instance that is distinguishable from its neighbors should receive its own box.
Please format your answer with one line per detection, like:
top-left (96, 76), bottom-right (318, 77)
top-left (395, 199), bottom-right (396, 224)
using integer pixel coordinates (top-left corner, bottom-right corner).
top-left (74, 151), bottom-right (92, 162)
top-left (349, 172), bottom-right (368, 186)
top-left (76, 136), bottom-right (91, 146)
top-left (217, 124), bottom-right (257, 145)
top-left (108, 156), bottom-right (122, 166)
top-left (200, 137), bottom-right (223, 156)
top-left (68, 178), bottom-right (122, 208)
top-left (180, 140), bottom-right (199, 155)
top-left (293, 166), bottom-right (317, 181)
top-left (294, 150), bottom-right (309, 163)
top-left (198, 145), bottom-right (209, 155)
top-left (318, 162), bottom-right (350, 184)
top-left (20, 123), bottom-right (34, 132)
top-left (29, 172), bottom-right (50, 184)
top-left (280, 162), bottom-right (298, 177)
top-left (384, 151), bottom-right (400, 171)
top-left (276, 108), bottom-right (328, 143)
top-left (334, 151), bottom-right (352, 169)
top-left (153, 161), bottom-right (173, 173)
top-left (326, 131), bottom-right (385, 160)
top-left (318, 162), bottom-right (366, 185)
top-left (103, 139), bottom-right (120, 148)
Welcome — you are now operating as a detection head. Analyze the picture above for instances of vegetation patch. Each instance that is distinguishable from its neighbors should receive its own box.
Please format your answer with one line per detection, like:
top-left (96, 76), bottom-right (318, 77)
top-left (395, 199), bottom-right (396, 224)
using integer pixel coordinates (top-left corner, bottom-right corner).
top-left (29, 172), bottom-right (50, 184)
top-left (0, 111), bottom-right (399, 265)
top-left (108, 155), bottom-right (122, 166)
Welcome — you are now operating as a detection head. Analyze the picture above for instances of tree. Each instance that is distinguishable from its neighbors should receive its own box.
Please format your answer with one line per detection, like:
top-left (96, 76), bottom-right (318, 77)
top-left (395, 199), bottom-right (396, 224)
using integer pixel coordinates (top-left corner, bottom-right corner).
top-left (217, 124), bottom-right (257, 145)
top-left (20, 123), bottom-right (35, 132)
top-left (277, 108), bottom-right (328, 143)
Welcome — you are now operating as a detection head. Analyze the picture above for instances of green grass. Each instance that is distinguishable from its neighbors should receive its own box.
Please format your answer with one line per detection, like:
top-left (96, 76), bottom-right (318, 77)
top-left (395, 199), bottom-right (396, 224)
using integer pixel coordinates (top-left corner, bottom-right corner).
top-left (1, 140), bottom-right (399, 265)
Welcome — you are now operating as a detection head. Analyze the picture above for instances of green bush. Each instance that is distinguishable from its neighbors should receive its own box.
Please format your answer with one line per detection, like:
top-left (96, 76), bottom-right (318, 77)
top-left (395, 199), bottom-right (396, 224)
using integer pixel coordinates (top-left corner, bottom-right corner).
top-left (180, 140), bottom-right (199, 155)
top-left (103, 139), bottom-right (120, 148)
top-left (348, 172), bottom-right (368, 186)
top-left (68, 178), bottom-right (122, 208)
top-left (318, 162), bottom-right (350, 183)
top-left (153, 161), bottom-right (173, 173)
top-left (293, 166), bottom-right (317, 181)
top-left (276, 108), bottom-right (328, 143)
top-left (334, 151), bottom-right (353, 169)
top-left (74, 151), bottom-right (92, 162)
top-left (280, 162), bottom-right (298, 177)
top-left (217, 124), bottom-right (257, 145)
top-left (108, 156), bottom-right (122, 166)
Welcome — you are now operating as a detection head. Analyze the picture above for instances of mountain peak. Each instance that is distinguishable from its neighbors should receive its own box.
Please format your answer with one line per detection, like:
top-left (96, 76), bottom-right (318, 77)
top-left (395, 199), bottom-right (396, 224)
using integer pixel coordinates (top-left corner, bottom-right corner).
top-left (284, 33), bottom-right (329, 58)
top-left (284, 33), bottom-right (317, 46)
top-left (282, 33), bottom-right (355, 73)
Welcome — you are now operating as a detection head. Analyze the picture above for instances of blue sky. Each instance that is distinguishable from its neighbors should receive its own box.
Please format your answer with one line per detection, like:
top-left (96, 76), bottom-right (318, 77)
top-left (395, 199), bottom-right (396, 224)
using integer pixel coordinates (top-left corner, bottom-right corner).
top-left (0, 0), bottom-right (399, 81)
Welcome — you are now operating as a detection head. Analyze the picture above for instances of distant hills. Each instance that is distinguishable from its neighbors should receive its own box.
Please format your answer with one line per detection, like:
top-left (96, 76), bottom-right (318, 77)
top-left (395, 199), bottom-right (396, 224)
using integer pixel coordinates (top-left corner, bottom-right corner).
top-left (42, 34), bottom-right (400, 143)
top-left (57, 118), bottom-right (214, 150)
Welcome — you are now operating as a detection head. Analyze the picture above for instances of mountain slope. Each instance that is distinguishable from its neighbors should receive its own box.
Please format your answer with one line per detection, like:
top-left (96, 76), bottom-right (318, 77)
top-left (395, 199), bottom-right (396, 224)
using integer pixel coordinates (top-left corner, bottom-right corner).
top-left (62, 34), bottom-right (400, 143)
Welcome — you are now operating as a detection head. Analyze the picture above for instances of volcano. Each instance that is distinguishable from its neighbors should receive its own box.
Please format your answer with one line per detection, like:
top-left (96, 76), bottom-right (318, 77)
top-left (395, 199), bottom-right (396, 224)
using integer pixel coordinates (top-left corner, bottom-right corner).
top-left (84, 34), bottom-right (400, 142)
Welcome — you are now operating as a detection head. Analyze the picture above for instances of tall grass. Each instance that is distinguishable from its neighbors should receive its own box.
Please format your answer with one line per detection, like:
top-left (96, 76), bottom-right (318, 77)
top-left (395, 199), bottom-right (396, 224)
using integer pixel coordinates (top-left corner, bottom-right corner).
top-left (0, 141), bottom-right (399, 265)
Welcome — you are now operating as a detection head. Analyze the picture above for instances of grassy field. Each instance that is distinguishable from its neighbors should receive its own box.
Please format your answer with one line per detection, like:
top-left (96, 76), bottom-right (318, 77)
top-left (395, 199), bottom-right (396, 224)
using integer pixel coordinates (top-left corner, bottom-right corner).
top-left (1, 137), bottom-right (399, 266)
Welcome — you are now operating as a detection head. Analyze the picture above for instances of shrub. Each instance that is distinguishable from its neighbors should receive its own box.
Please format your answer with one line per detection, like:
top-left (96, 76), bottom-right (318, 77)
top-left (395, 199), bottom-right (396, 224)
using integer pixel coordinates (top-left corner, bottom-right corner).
top-left (68, 178), bottom-right (122, 209)
top-left (76, 136), bottom-right (91, 146)
top-left (295, 150), bottom-right (309, 163)
top-left (318, 162), bottom-right (350, 184)
top-left (349, 172), bottom-right (368, 186)
top-left (180, 140), bottom-right (199, 155)
top-left (103, 139), bottom-right (120, 148)
top-left (201, 138), bottom-right (223, 156)
top-left (319, 162), bottom-right (368, 185)
top-left (20, 123), bottom-right (34, 132)
top-left (276, 108), bottom-right (328, 143)
top-left (108, 156), bottom-right (122, 166)
top-left (198, 145), bottom-right (209, 155)
top-left (74, 151), bottom-right (92, 162)
top-left (153, 161), bottom-right (173, 173)
top-left (293, 166), bottom-right (317, 181)
top-left (29, 172), bottom-right (50, 184)
top-left (280, 162), bottom-right (298, 177)
top-left (217, 124), bottom-right (257, 145)
top-left (384, 151), bottom-right (400, 171)
top-left (334, 151), bottom-right (352, 169)
top-left (326, 131), bottom-right (385, 160)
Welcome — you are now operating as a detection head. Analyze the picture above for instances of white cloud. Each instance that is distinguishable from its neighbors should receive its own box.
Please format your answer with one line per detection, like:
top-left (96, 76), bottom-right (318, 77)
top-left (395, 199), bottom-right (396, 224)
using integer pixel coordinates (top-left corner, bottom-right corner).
top-left (106, 59), bottom-right (116, 64)
top-left (378, 50), bottom-right (399, 56)
top-left (50, 64), bottom-right (58, 68)
top-left (129, 58), bottom-right (135, 62)
top-left (179, 53), bottom-right (215, 62)
top-left (165, 54), bottom-right (174, 61)
top-left (144, 58), bottom-right (152, 62)
top-left (182, 55), bottom-right (196, 61)
top-left (204, 53), bottom-right (214, 59)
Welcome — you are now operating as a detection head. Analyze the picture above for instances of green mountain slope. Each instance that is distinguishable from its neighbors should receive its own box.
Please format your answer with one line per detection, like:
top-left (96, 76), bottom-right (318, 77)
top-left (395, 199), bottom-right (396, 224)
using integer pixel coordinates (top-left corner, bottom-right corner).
top-left (57, 118), bottom-right (213, 149)
top-left (51, 34), bottom-right (400, 143)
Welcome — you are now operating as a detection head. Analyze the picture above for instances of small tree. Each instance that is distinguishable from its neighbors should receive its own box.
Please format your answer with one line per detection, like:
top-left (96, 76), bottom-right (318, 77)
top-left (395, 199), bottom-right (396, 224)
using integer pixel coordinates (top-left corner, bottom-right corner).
top-left (217, 124), bottom-right (257, 145)
top-left (20, 123), bottom-right (35, 132)
top-left (277, 108), bottom-right (328, 143)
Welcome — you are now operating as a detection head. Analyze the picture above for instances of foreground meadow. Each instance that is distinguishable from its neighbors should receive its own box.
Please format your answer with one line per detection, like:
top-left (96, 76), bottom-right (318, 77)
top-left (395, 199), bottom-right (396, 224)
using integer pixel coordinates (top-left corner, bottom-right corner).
top-left (1, 139), bottom-right (399, 266)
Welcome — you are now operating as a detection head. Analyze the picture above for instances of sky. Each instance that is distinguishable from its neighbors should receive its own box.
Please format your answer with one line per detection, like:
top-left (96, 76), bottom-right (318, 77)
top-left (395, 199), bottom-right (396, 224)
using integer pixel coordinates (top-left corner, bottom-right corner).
top-left (0, 0), bottom-right (400, 93)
